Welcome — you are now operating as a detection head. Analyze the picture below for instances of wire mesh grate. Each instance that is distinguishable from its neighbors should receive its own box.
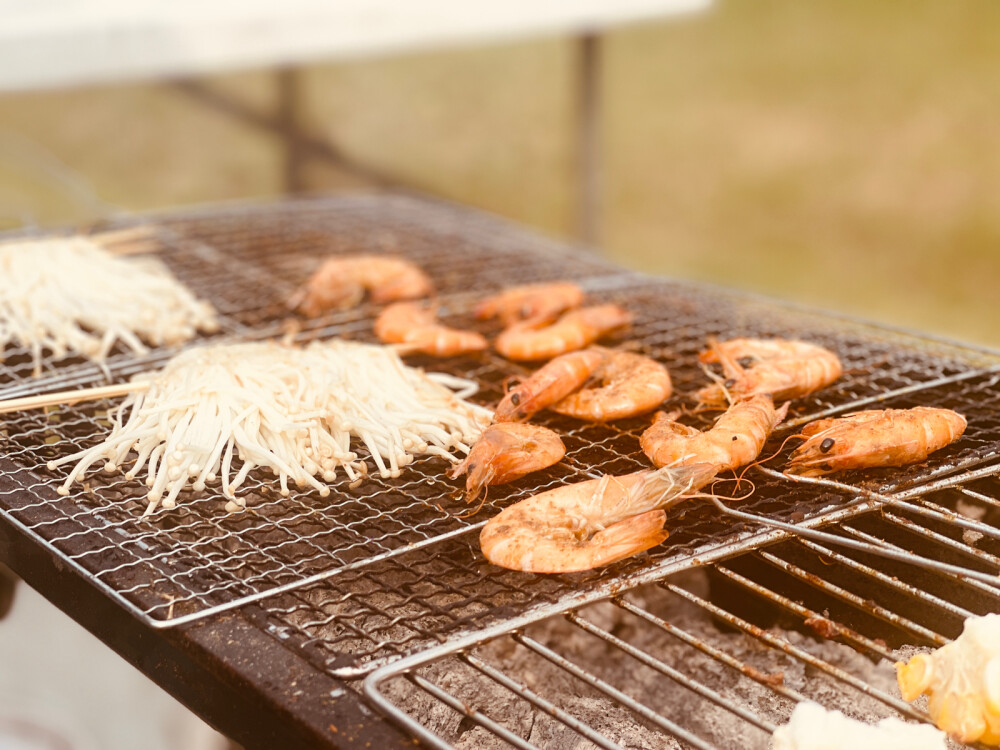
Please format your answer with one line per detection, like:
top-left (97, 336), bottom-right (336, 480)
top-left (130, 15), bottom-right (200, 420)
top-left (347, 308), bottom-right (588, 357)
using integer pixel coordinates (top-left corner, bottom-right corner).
top-left (365, 467), bottom-right (1000, 749)
top-left (0, 195), bottom-right (998, 673)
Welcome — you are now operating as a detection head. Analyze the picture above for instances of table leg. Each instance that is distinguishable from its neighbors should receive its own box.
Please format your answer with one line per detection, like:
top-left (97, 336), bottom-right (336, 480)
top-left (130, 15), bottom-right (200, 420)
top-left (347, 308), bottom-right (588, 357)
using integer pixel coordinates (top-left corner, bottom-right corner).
top-left (277, 68), bottom-right (305, 193)
top-left (173, 77), bottom-right (394, 189)
top-left (576, 32), bottom-right (602, 247)
top-left (0, 563), bottom-right (17, 620)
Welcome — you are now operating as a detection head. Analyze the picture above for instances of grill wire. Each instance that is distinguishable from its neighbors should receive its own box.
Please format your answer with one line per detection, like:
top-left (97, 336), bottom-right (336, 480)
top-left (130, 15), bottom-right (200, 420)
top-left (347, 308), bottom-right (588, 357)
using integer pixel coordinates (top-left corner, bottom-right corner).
top-left (1, 196), bottom-right (999, 745)
top-left (365, 467), bottom-right (1000, 748)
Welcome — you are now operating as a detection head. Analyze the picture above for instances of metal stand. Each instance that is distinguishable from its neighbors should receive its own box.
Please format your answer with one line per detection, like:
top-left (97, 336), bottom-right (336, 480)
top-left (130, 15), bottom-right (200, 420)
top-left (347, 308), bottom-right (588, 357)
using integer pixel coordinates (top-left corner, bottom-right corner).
top-left (0, 563), bottom-right (17, 620)
top-left (276, 68), bottom-right (306, 193)
top-left (576, 33), bottom-right (602, 247)
top-left (175, 39), bottom-right (606, 245)
top-left (173, 74), bottom-right (394, 191)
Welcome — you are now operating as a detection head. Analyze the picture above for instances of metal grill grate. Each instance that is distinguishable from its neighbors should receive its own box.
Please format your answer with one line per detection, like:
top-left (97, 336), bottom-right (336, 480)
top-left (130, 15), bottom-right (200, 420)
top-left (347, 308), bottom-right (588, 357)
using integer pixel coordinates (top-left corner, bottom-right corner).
top-left (364, 467), bottom-right (1000, 748)
top-left (0, 196), bottom-right (998, 693)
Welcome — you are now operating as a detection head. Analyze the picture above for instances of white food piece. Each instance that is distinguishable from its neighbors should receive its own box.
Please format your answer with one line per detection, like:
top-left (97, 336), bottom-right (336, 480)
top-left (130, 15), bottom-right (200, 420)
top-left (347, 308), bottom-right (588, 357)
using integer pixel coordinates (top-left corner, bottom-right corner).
top-left (0, 235), bottom-right (217, 371)
top-left (897, 612), bottom-right (1000, 744)
top-left (47, 340), bottom-right (492, 515)
top-left (771, 702), bottom-right (947, 750)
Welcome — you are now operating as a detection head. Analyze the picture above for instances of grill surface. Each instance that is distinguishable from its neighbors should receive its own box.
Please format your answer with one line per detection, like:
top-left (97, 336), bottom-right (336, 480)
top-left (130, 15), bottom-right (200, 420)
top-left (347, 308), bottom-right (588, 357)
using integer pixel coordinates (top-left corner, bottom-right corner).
top-left (365, 467), bottom-right (1000, 748)
top-left (1, 194), bottom-right (999, 702)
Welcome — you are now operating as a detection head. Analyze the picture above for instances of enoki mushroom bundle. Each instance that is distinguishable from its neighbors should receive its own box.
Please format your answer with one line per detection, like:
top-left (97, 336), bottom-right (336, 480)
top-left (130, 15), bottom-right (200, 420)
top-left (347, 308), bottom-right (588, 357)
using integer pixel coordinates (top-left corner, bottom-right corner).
top-left (48, 340), bottom-right (492, 515)
top-left (0, 236), bottom-right (217, 370)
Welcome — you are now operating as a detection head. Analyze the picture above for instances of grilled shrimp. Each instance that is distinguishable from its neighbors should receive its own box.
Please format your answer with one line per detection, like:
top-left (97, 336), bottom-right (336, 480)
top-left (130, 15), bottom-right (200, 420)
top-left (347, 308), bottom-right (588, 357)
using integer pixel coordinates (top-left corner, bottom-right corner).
top-left (494, 304), bottom-right (632, 362)
top-left (640, 394), bottom-right (788, 472)
top-left (494, 348), bottom-right (606, 422)
top-left (479, 462), bottom-right (717, 573)
top-left (695, 337), bottom-right (842, 407)
top-left (290, 255), bottom-right (433, 316)
top-left (549, 348), bottom-right (672, 422)
top-left (449, 423), bottom-right (565, 501)
top-left (374, 301), bottom-right (487, 357)
top-left (786, 406), bottom-right (966, 477)
top-left (474, 282), bottom-right (584, 326)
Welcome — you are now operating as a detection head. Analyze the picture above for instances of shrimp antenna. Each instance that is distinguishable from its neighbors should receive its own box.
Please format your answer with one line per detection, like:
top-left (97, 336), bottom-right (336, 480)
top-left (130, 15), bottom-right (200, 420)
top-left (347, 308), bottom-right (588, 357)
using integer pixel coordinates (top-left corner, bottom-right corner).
top-left (711, 476), bottom-right (758, 502)
top-left (696, 363), bottom-right (733, 412)
top-left (454, 484), bottom-right (491, 519)
top-left (743, 431), bottom-right (809, 474)
top-left (842, 364), bottom-right (872, 376)
top-left (665, 402), bottom-right (702, 419)
top-left (688, 475), bottom-right (757, 505)
top-left (722, 429), bottom-right (809, 494)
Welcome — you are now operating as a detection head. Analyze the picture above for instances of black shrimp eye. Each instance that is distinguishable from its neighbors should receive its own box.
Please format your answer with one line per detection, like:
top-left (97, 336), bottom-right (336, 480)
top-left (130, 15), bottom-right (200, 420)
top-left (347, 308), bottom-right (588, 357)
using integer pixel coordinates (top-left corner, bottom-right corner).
top-left (731, 435), bottom-right (738, 441)
top-left (820, 438), bottom-right (835, 453)
top-left (724, 378), bottom-right (737, 388)
top-left (510, 392), bottom-right (521, 406)
top-left (738, 357), bottom-right (755, 367)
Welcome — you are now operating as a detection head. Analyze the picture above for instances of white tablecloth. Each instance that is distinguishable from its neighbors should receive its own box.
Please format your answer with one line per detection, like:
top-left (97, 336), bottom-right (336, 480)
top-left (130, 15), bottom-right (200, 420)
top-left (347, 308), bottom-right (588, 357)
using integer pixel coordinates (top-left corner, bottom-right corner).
top-left (0, 0), bottom-right (709, 91)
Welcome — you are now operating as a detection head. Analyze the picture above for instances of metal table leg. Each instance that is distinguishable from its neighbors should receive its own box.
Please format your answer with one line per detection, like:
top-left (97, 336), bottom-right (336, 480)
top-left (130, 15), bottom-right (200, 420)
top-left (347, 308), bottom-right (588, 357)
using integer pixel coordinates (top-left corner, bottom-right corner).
top-left (0, 563), bottom-right (17, 620)
top-left (577, 32), bottom-right (602, 246)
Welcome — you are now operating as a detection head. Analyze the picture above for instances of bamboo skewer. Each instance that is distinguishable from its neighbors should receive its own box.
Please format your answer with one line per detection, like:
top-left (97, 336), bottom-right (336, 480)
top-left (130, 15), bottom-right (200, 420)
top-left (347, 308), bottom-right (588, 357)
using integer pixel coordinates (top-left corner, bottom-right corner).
top-left (0, 226), bottom-right (162, 256)
top-left (88, 225), bottom-right (159, 255)
top-left (390, 342), bottom-right (427, 357)
top-left (0, 381), bottom-right (151, 416)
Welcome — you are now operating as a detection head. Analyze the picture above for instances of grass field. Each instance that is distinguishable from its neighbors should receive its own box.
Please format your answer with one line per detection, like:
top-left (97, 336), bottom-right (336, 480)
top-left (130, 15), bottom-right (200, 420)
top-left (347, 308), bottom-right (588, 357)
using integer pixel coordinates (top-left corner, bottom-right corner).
top-left (1, 0), bottom-right (999, 346)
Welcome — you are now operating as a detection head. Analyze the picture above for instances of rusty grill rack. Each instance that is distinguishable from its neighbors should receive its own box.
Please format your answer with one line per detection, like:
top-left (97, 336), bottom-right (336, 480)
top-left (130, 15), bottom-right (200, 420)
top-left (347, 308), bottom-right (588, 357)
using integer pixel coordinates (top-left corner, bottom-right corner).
top-left (0, 195), bottom-right (999, 707)
top-left (365, 465), bottom-right (1000, 748)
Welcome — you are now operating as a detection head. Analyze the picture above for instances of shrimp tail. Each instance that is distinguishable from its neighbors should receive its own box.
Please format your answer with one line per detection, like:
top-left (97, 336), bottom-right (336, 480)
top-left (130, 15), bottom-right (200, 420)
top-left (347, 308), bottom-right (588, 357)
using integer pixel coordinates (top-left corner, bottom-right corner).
top-left (590, 509), bottom-right (669, 567)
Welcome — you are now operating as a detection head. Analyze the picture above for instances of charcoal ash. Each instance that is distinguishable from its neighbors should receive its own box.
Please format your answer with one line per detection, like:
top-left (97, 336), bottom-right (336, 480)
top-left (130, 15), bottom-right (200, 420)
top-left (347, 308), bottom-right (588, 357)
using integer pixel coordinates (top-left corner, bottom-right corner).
top-left (381, 570), bottom-right (961, 749)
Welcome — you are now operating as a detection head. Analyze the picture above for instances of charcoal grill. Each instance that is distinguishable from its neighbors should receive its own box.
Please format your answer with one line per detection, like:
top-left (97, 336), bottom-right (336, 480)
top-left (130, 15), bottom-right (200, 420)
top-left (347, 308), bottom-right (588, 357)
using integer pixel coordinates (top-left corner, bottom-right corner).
top-left (0, 194), bottom-right (998, 748)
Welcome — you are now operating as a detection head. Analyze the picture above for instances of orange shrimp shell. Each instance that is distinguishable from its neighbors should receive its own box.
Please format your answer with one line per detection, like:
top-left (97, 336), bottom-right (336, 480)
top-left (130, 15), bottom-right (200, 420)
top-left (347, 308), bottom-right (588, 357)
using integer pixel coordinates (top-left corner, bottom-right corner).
top-left (696, 337), bottom-right (842, 406)
top-left (474, 282), bottom-right (584, 326)
top-left (549, 349), bottom-right (672, 422)
top-left (374, 302), bottom-right (487, 357)
top-left (494, 304), bottom-right (632, 362)
top-left (449, 423), bottom-right (565, 501)
top-left (641, 394), bottom-right (787, 472)
top-left (291, 255), bottom-right (433, 316)
top-left (786, 406), bottom-right (966, 477)
top-left (494, 348), bottom-right (606, 422)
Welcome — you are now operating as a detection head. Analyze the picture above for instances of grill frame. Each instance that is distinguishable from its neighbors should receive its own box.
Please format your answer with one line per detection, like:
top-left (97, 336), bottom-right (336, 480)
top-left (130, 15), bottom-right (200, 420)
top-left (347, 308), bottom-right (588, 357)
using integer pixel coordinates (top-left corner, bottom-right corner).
top-left (1, 194), bottom-right (999, 749)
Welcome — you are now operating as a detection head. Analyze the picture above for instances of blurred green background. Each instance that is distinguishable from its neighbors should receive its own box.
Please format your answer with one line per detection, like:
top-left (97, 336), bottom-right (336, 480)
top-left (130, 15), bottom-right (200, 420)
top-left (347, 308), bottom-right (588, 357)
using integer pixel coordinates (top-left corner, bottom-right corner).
top-left (2, 0), bottom-right (998, 345)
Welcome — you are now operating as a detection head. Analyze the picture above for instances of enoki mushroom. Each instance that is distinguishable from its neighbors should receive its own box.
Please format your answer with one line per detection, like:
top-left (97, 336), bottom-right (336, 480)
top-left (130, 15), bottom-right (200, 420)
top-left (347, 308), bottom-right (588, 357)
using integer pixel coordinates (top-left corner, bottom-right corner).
top-left (48, 340), bottom-right (492, 515)
top-left (0, 235), bottom-right (217, 371)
